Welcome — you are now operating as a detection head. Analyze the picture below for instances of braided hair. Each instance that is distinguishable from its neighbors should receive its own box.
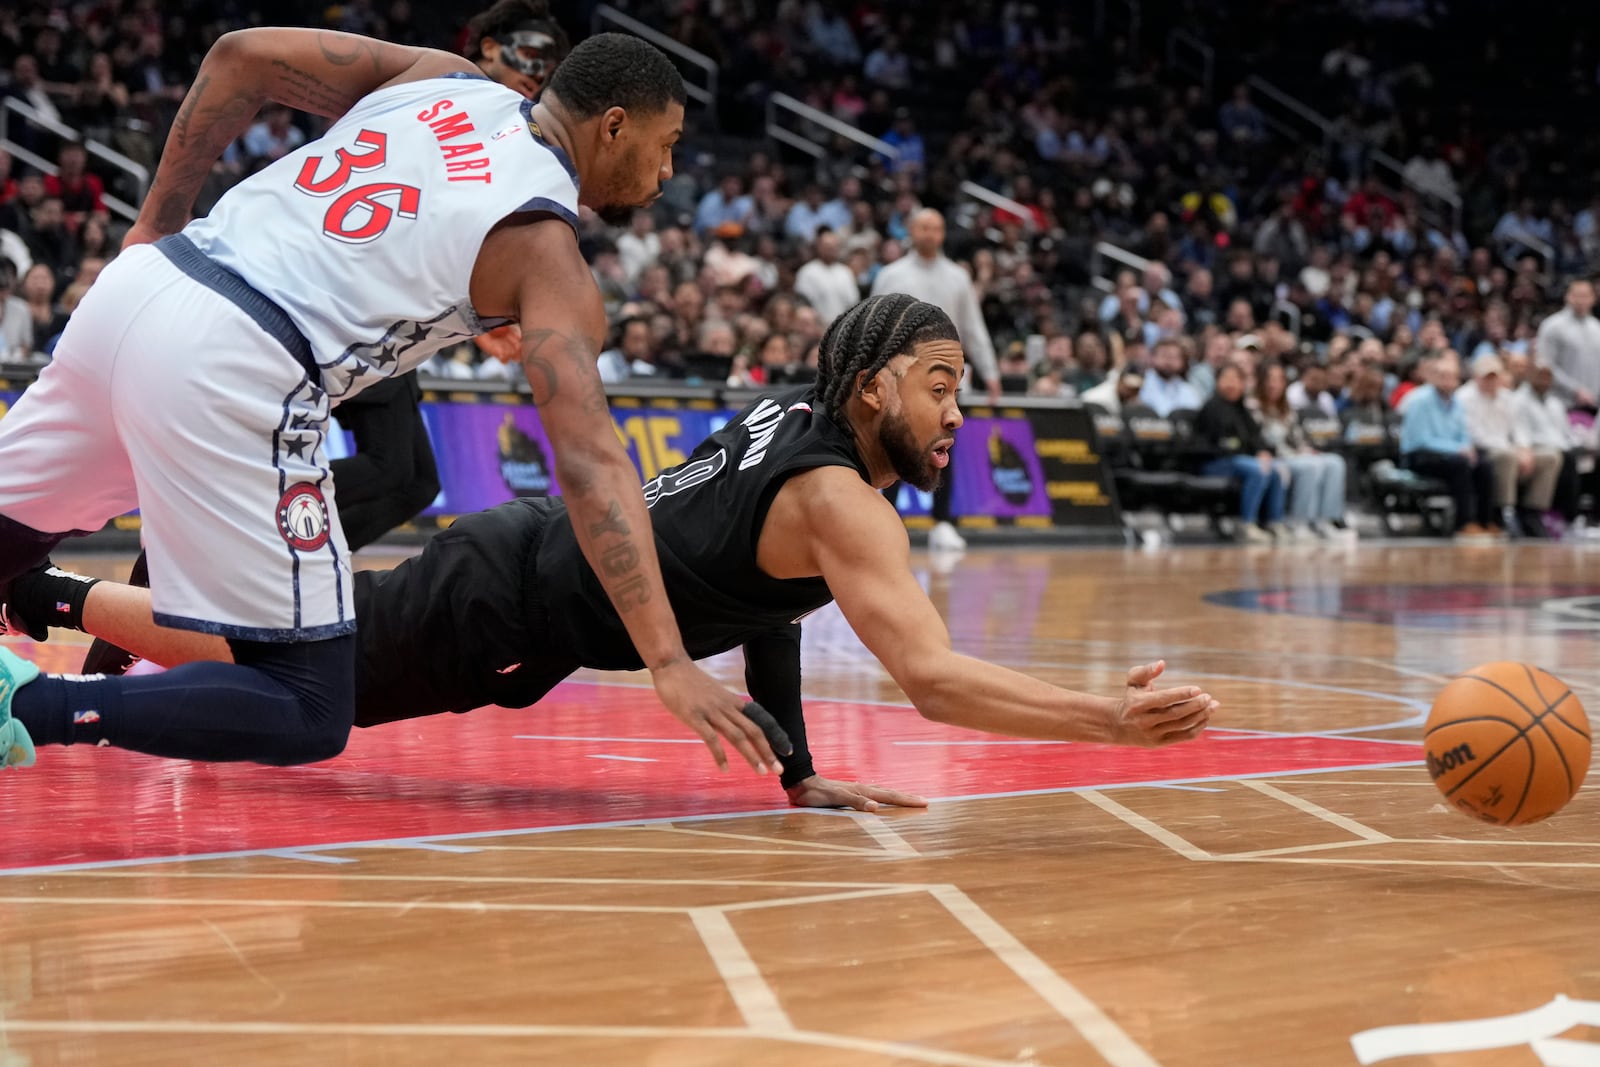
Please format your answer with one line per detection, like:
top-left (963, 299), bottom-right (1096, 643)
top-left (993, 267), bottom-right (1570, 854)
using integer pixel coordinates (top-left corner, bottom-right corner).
top-left (816, 294), bottom-right (961, 424)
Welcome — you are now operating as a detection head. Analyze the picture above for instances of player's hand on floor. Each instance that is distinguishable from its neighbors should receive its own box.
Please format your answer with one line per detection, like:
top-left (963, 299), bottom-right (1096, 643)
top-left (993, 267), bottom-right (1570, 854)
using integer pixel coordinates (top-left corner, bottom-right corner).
top-left (785, 775), bottom-right (929, 812)
top-left (651, 660), bottom-right (792, 774)
top-left (1112, 660), bottom-right (1217, 747)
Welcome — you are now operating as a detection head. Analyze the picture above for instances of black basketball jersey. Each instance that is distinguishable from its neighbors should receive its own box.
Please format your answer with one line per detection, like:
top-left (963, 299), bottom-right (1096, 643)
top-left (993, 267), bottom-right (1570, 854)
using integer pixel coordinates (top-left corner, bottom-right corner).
top-left (535, 385), bottom-right (868, 669)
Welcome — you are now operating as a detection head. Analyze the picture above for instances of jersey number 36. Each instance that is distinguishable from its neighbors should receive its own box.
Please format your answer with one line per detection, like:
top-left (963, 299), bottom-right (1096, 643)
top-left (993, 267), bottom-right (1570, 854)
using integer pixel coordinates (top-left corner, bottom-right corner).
top-left (294, 129), bottom-right (421, 245)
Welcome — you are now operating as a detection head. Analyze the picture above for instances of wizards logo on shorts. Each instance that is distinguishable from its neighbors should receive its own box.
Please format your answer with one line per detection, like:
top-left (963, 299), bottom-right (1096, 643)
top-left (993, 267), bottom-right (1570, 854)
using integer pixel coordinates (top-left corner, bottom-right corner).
top-left (276, 482), bottom-right (331, 552)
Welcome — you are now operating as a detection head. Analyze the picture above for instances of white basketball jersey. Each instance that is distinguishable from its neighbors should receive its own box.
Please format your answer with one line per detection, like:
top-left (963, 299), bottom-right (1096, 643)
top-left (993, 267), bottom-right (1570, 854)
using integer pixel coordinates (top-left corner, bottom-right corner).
top-left (185, 74), bottom-right (578, 399)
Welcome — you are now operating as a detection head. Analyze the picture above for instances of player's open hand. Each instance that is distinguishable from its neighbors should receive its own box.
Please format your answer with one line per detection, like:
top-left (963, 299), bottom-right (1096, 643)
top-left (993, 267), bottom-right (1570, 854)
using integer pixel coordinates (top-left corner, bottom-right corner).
top-left (651, 660), bottom-right (792, 774)
top-left (785, 775), bottom-right (928, 812)
top-left (1112, 660), bottom-right (1217, 747)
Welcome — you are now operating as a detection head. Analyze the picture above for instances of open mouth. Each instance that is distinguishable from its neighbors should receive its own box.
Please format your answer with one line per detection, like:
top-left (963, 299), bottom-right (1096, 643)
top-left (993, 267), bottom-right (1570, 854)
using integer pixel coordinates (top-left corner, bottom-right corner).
top-left (931, 441), bottom-right (954, 469)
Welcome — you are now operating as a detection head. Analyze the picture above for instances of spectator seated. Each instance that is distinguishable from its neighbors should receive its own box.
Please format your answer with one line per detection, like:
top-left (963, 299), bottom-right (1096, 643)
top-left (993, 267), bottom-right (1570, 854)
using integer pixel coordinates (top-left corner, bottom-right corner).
top-left (1103, 403), bottom-right (1239, 537)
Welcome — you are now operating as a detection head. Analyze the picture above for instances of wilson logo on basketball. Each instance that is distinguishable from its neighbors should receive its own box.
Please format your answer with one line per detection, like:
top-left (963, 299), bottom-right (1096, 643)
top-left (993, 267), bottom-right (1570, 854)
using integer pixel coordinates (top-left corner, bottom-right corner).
top-left (1425, 742), bottom-right (1476, 780)
top-left (276, 482), bottom-right (330, 552)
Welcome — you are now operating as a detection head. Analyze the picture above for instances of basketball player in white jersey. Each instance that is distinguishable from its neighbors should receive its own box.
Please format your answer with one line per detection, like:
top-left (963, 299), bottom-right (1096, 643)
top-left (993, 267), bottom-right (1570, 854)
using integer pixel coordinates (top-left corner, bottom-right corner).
top-left (73, 0), bottom-right (572, 677)
top-left (0, 28), bottom-right (790, 776)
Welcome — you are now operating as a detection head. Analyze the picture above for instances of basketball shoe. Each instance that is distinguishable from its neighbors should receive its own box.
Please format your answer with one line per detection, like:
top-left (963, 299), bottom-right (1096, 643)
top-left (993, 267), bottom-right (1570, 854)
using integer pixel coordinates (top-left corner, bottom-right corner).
top-left (0, 645), bottom-right (39, 769)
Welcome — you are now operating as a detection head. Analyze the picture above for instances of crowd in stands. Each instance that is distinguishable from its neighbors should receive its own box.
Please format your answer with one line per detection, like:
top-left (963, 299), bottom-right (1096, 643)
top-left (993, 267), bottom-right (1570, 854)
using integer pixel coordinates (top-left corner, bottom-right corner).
top-left (1, 0), bottom-right (1599, 540)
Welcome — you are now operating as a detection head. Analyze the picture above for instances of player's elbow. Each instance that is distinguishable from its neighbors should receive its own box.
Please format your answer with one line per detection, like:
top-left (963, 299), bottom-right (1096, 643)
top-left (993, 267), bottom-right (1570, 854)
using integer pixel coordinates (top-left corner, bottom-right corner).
top-left (208, 29), bottom-right (253, 66)
top-left (898, 660), bottom-right (962, 724)
top-left (553, 444), bottom-right (629, 498)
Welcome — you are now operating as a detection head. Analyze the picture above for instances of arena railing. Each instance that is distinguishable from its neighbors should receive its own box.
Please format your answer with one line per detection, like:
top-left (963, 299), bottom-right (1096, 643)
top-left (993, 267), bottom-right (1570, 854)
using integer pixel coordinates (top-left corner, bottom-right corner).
top-left (591, 5), bottom-right (719, 120)
top-left (1243, 76), bottom-right (1463, 237)
top-left (1093, 0), bottom-right (1142, 58)
top-left (1165, 29), bottom-right (1214, 99)
top-left (764, 92), bottom-right (899, 163)
top-left (1090, 241), bottom-right (1153, 292)
top-left (0, 97), bottom-right (148, 224)
top-left (958, 181), bottom-right (1039, 234)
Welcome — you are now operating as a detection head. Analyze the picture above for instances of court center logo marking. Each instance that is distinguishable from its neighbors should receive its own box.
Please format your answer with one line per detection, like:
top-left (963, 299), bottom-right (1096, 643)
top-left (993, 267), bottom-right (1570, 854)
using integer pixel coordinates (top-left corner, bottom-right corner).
top-left (276, 482), bottom-right (331, 551)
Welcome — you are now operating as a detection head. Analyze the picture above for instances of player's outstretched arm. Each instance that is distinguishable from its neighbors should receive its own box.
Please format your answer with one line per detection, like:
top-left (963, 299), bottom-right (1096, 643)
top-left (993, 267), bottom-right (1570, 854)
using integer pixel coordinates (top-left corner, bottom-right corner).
top-left (796, 469), bottom-right (1218, 746)
top-left (127, 28), bottom-right (476, 244)
top-left (495, 221), bottom-right (789, 776)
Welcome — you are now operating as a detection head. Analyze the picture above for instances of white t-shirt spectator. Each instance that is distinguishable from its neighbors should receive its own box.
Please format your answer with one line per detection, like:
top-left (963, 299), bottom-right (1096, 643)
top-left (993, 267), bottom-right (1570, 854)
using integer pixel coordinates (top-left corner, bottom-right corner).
top-left (1513, 383), bottom-right (1576, 452)
top-left (871, 253), bottom-right (998, 388)
top-left (793, 258), bottom-right (860, 326)
top-left (1456, 381), bottom-right (1523, 451)
top-left (1535, 307), bottom-right (1600, 402)
top-left (616, 230), bottom-right (660, 284)
top-left (1402, 155), bottom-right (1457, 201)
top-left (1287, 381), bottom-right (1339, 418)
top-left (0, 293), bottom-right (33, 357)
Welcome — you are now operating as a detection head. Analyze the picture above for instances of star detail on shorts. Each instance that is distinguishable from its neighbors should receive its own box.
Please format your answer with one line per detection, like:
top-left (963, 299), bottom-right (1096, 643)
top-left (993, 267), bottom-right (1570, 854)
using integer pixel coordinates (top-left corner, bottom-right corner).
top-left (404, 323), bottom-right (430, 347)
top-left (371, 343), bottom-right (399, 368)
top-left (290, 412), bottom-right (318, 431)
top-left (347, 362), bottom-right (370, 379)
top-left (282, 435), bottom-right (313, 460)
top-left (306, 383), bottom-right (326, 405)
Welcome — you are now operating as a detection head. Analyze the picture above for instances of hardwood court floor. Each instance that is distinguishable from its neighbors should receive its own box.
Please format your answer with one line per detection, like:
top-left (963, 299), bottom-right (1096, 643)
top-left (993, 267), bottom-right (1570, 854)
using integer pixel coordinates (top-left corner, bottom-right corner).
top-left (5, 540), bottom-right (1600, 1066)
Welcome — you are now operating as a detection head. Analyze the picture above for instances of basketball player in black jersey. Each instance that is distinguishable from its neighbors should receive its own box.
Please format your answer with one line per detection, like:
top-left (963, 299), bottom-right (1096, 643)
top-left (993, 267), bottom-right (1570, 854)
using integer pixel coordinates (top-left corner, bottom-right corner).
top-left (13, 296), bottom-right (1219, 807)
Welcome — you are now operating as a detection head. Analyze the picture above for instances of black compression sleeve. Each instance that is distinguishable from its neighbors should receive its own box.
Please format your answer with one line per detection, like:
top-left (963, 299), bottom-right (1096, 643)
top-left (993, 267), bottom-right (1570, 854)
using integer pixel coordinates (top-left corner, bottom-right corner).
top-left (743, 624), bottom-right (815, 789)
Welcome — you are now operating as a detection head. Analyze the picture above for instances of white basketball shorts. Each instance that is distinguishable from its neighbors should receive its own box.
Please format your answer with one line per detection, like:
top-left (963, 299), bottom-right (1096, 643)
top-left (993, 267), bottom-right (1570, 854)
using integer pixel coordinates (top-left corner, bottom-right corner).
top-left (0, 237), bottom-right (355, 641)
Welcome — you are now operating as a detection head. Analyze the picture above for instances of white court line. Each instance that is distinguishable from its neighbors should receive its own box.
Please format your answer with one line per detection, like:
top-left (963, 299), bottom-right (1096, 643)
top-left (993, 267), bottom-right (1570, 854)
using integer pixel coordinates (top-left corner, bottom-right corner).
top-left (261, 850), bottom-right (354, 865)
top-left (42, 872), bottom-right (930, 890)
top-left (0, 1020), bottom-right (1034, 1067)
top-left (1076, 790), bottom-right (1211, 862)
top-left (644, 825), bottom-right (888, 855)
top-left (1531, 1037), bottom-right (1600, 1066)
top-left (717, 886), bottom-right (923, 912)
top-left (0, 896), bottom-right (690, 915)
top-left (513, 734), bottom-right (700, 743)
top-left (587, 754), bottom-right (656, 763)
top-left (893, 740), bottom-right (1067, 746)
top-left (1239, 857), bottom-right (1600, 869)
top-left (930, 885), bottom-right (1163, 1067)
top-left (349, 842), bottom-right (482, 854)
top-left (845, 812), bottom-right (920, 857)
top-left (0, 762), bottom-right (1426, 878)
top-left (1352, 996), bottom-right (1600, 1064)
top-left (1236, 779), bottom-right (1393, 842)
top-left (463, 844), bottom-right (888, 858)
top-left (1211, 731), bottom-right (1420, 746)
top-left (1222, 840), bottom-right (1384, 860)
top-left (689, 909), bottom-right (793, 1031)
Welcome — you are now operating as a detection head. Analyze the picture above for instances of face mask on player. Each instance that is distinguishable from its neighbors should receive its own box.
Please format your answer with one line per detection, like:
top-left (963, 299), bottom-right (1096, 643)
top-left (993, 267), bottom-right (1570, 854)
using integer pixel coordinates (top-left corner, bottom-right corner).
top-left (496, 30), bottom-right (560, 79)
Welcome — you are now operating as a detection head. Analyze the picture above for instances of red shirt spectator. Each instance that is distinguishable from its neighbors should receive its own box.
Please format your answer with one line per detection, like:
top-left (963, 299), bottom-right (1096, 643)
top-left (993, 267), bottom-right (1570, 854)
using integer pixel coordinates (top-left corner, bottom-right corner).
top-left (43, 144), bottom-right (105, 218)
top-left (1342, 178), bottom-right (1398, 230)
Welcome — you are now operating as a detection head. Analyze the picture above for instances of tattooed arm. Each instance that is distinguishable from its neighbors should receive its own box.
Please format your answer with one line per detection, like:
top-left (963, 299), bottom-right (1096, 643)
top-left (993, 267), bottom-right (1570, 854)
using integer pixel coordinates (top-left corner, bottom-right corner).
top-left (479, 218), bottom-right (790, 774)
top-left (126, 28), bottom-right (476, 245)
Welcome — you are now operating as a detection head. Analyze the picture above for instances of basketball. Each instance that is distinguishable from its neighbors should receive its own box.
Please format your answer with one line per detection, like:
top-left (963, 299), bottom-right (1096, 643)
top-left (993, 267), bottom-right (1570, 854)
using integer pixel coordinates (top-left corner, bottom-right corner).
top-left (1425, 662), bottom-right (1591, 826)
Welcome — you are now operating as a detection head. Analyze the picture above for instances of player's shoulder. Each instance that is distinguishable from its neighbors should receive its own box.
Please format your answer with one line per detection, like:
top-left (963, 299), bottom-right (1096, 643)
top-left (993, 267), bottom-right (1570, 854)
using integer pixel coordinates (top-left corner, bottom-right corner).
top-left (782, 464), bottom-right (894, 530)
